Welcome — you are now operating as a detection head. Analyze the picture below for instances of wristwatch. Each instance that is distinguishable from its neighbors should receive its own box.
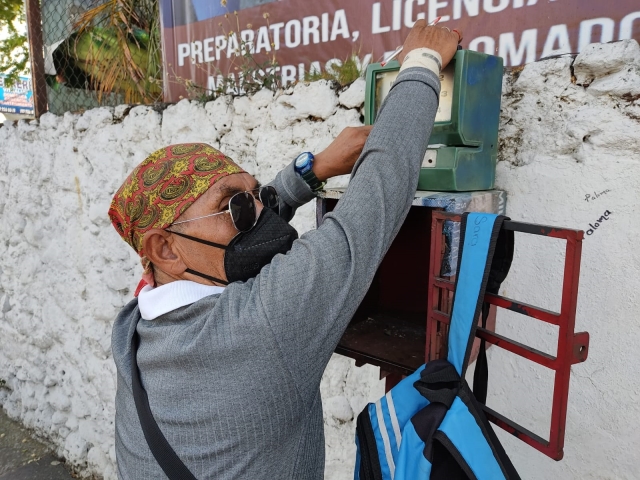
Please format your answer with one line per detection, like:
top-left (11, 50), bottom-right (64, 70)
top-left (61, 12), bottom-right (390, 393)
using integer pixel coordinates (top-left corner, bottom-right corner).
top-left (294, 152), bottom-right (326, 192)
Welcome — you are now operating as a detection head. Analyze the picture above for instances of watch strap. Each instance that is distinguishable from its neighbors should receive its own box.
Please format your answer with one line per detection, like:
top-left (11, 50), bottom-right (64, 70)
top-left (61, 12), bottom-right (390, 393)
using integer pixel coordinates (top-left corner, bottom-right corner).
top-left (301, 168), bottom-right (325, 192)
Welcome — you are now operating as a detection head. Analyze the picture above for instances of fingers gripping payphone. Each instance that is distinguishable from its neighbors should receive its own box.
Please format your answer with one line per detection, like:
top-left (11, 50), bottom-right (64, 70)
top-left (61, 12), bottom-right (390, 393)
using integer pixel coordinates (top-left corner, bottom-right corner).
top-left (365, 50), bottom-right (504, 192)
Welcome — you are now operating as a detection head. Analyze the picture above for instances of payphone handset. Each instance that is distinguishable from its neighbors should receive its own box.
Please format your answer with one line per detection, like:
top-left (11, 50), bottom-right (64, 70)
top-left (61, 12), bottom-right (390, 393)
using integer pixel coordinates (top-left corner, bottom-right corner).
top-left (365, 50), bottom-right (503, 192)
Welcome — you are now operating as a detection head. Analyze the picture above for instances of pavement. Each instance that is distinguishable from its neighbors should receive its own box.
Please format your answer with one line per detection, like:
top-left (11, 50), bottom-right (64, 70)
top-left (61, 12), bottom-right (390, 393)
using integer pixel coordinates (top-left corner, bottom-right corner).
top-left (0, 408), bottom-right (74, 479)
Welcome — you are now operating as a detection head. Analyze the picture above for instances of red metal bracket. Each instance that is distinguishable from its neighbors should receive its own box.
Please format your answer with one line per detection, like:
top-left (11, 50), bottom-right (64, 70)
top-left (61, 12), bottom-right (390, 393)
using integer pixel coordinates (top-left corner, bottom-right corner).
top-left (426, 211), bottom-right (589, 461)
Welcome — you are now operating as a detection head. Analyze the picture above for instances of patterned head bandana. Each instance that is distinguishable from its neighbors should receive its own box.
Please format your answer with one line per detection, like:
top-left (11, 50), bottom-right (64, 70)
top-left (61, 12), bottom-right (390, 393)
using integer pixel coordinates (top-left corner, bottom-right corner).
top-left (108, 143), bottom-right (245, 287)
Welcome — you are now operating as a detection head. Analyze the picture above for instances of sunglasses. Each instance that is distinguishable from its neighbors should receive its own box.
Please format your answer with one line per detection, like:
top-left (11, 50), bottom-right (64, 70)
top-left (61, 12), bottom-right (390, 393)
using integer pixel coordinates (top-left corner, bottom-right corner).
top-left (170, 186), bottom-right (279, 232)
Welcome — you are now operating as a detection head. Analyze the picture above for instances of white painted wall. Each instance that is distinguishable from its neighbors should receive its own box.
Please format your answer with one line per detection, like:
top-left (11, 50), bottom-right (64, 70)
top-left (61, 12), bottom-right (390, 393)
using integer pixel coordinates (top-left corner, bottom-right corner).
top-left (487, 40), bottom-right (640, 480)
top-left (0, 79), bottom-right (381, 480)
top-left (0, 40), bottom-right (639, 479)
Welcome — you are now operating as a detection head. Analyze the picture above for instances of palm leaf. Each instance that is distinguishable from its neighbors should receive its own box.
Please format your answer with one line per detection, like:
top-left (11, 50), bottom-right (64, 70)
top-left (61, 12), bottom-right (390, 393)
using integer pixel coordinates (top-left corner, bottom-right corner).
top-left (71, 0), bottom-right (162, 103)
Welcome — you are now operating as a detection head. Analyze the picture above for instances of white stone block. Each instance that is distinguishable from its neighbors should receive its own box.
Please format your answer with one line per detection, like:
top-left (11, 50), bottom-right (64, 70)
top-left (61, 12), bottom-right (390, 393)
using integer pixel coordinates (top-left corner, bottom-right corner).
top-left (64, 432), bottom-right (89, 460)
top-left (16, 119), bottom-right (37, 135)
top-left (162, 99), bottom-right (218, 145)
top-left (205, 95), bottom-right (235, 136)
top-left (573, 39), bottom-right (640, 85)
top-left (65, 415), bottom-right (79, 431)
top-left (338, 78), bottom-right (366, 109)
top-left (324, 108), bottom-right (363, 136)
top-left (120, 106), bottom-right (162, 146)
top-left (39, 112), bottom-right (59, 130)
top-left (51, 411), bottom-right (68, 425)
top-left (233, 95), bottom-right (269, 130)
top-left (75, 107), bottom-right (114, 132)
top-left (43, 376), bottom-right (57, 387)
top-left (87, 446), bottom-right (110, 474)
top-left (587, 66), bottom-right (640, 98)
top-left (113, 104), bottom-right (131, 120)
top-left (270, 81), bottom-right (338, 129)
top-left (513, 57), bottom-right (574, 95)
top-left (324, 395), bottom-right (354, 422)
top-left (250, 88), bottom-right (275, 109)
top-left (47, 390), bottom-right (71, 412)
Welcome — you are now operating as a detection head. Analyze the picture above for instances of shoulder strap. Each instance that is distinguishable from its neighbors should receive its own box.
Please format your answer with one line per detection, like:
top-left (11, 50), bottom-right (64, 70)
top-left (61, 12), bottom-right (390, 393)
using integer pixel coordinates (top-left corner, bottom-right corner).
top-left (131, 331), bottom-right (198, 480)
top-left (473, 225), bottom-right (514, 404)
top-left (472, 303), bottom-right (491, 404)
top-left (446, 213), bottom-right (512, 378)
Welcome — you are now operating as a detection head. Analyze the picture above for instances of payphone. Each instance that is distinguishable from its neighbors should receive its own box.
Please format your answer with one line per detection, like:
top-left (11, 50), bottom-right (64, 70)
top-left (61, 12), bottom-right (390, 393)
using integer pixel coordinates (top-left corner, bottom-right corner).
top-left (365, 50), bottom-right (504, 191)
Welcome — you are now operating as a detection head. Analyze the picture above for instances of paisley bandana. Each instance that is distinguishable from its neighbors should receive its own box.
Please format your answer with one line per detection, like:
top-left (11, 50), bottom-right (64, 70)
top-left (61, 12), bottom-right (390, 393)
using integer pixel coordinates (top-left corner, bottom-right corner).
top-left (108, 143), bottom-right (245, 288)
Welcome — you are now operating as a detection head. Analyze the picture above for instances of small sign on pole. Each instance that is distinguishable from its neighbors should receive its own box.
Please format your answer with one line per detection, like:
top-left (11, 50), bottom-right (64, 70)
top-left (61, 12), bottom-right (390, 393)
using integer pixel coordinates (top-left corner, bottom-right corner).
top-left (0, 75), bottom-right (35, 119)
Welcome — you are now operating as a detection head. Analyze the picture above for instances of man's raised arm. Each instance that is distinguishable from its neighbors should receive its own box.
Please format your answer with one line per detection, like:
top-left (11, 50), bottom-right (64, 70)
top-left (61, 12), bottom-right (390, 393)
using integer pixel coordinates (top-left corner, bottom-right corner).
top-left (238, 22), bottom-right (463, 393)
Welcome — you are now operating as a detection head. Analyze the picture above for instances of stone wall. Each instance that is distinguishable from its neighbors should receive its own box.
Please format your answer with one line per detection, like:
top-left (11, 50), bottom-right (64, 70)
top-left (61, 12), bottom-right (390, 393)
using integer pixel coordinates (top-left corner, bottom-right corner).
top-left (488, 40), bottom-right (640, 480)
top-left (1, 40), bottom-right (639, 479)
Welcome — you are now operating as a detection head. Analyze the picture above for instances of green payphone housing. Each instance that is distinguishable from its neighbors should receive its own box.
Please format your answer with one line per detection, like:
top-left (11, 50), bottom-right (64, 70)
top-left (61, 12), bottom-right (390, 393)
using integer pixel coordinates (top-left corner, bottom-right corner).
top-left (365, 50), bottom-right (503, 191)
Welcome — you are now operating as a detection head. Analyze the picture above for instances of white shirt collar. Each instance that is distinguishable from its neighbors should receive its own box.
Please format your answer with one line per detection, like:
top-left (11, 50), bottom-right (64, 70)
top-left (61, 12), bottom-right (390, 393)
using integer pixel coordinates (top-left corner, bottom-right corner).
top-left (138, 280), bottom-right (225, 320)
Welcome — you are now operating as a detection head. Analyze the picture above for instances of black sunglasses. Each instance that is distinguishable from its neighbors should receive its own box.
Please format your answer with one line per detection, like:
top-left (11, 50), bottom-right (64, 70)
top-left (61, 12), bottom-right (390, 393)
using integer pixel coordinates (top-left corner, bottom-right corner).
top-left (170, 186), bottom-right (279, 232)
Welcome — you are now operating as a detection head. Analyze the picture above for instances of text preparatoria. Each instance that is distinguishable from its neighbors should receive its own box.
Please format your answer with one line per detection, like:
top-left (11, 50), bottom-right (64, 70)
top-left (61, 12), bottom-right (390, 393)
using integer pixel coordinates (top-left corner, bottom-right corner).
top-left (161, 0), bottom-right (640, 100)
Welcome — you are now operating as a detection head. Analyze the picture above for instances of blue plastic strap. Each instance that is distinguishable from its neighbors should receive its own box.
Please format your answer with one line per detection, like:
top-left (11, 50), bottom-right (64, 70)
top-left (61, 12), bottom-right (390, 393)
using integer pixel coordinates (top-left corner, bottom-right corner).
top-left (447, 213), bottom-right (499, 375)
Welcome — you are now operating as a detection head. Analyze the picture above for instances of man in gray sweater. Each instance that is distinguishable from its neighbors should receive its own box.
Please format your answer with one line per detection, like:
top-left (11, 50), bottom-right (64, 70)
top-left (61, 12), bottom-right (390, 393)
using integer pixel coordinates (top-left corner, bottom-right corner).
top-left (109, 21), bottom-right (462, 480)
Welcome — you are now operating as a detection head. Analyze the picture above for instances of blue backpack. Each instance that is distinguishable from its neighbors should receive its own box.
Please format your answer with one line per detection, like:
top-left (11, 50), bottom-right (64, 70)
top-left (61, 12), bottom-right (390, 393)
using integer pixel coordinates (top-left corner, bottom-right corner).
top-left (355, 213), bottom-right (520, 480)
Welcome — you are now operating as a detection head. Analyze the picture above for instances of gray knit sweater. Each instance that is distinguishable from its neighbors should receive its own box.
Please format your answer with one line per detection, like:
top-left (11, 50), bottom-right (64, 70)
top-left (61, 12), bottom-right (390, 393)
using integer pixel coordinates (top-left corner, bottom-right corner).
top-left (111, 67), bottom-right (441, 480)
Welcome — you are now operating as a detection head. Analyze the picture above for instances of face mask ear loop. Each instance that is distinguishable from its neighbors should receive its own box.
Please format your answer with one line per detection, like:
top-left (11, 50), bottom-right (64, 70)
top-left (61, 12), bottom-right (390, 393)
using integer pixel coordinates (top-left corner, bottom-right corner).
top-left (168, 230), bottom-right (229, 249)
top-left (167, 230), bottom-right (231, 286)
top-left (184, 268), bottom-right (229, 286)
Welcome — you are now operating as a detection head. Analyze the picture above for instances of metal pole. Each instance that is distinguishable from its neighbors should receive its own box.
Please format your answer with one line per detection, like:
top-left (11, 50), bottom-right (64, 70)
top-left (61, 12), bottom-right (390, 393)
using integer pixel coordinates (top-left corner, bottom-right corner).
top-left (25, 0), bottom-right (47, 117)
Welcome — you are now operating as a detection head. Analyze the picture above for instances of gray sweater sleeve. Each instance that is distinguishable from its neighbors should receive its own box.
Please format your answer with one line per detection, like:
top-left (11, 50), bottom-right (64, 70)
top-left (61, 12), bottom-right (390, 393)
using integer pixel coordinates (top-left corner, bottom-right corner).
top-left (236, 68), bottom-right (441, 399)
top-left (268, 160), bottom-right (316, 222)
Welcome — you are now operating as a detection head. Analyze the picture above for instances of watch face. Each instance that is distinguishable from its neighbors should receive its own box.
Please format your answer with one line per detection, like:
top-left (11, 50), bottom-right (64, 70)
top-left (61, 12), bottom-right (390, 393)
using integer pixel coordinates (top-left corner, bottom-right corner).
top-left (295, 152), bottom-right (312, 169)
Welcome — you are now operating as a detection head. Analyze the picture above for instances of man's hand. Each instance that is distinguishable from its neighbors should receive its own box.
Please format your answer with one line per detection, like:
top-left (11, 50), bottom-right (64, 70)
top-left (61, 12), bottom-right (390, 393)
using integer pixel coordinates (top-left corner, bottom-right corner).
top-left (398, 20), bottom-right (462, 68)
top-left (312, 126), bottom-right (373, 181)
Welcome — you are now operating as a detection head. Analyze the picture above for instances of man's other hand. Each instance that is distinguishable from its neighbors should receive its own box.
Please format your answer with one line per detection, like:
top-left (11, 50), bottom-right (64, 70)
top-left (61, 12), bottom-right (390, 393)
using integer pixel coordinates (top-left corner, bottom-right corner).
top-left (313, 126), bottom-right (373, 181)
top-left (398, 20), bottom-right (462, 68)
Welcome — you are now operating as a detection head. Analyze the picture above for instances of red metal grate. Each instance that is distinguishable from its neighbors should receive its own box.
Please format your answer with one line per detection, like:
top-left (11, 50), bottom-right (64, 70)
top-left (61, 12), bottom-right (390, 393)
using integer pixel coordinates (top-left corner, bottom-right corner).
top-left (426, 211), bottom-right (590, 461)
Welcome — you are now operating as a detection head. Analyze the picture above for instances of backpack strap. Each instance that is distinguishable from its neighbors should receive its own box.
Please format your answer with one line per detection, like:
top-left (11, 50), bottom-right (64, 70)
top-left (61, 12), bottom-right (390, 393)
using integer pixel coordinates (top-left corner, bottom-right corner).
top-left (446, 213), bottom-right (511, 378)
top-left (473, 226), bottom-right (514, 404)
top-left (413, 360), bottom-right (460, 408)
top-left (131, 331), bottom-right (198, 480)
top-left (472, 303), bottom-right (491, 405)
top-left (355, 213), bottom-right (517, 480)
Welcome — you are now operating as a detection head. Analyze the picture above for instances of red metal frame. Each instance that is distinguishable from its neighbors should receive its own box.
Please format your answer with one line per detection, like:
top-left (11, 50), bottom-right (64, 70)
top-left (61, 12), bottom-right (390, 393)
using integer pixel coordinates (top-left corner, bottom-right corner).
top-left (426, 211), bottom-right (589, 461)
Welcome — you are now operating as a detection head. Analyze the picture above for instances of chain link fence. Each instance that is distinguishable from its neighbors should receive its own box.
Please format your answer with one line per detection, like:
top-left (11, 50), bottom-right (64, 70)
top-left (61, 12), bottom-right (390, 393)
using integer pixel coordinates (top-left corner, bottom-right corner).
top-left (29, 0), bottom-right (163, 116)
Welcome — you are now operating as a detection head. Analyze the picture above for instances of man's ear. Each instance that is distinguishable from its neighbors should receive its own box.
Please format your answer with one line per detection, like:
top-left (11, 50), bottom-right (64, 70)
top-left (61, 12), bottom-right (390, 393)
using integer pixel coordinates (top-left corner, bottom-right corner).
top-left (142, 229), bottom-right (186, 276)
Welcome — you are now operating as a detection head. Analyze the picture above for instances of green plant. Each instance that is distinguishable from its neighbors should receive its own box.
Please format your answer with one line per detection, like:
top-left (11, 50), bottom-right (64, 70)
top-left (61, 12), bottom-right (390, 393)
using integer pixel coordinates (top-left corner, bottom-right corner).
top-left (0, 0), bottom-right (29, 87)
top-left (68, 0), bottom-right (162, 103)
top-left (306, 54), bottom-right (365, 87)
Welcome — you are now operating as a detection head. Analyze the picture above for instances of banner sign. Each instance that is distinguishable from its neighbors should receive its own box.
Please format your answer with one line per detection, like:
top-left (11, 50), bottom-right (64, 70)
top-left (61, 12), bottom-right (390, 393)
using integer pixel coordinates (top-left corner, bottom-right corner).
top-left (160, 0), bottom-right (640, 102)
top-left (0, 75), bottom-right (34, 116)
